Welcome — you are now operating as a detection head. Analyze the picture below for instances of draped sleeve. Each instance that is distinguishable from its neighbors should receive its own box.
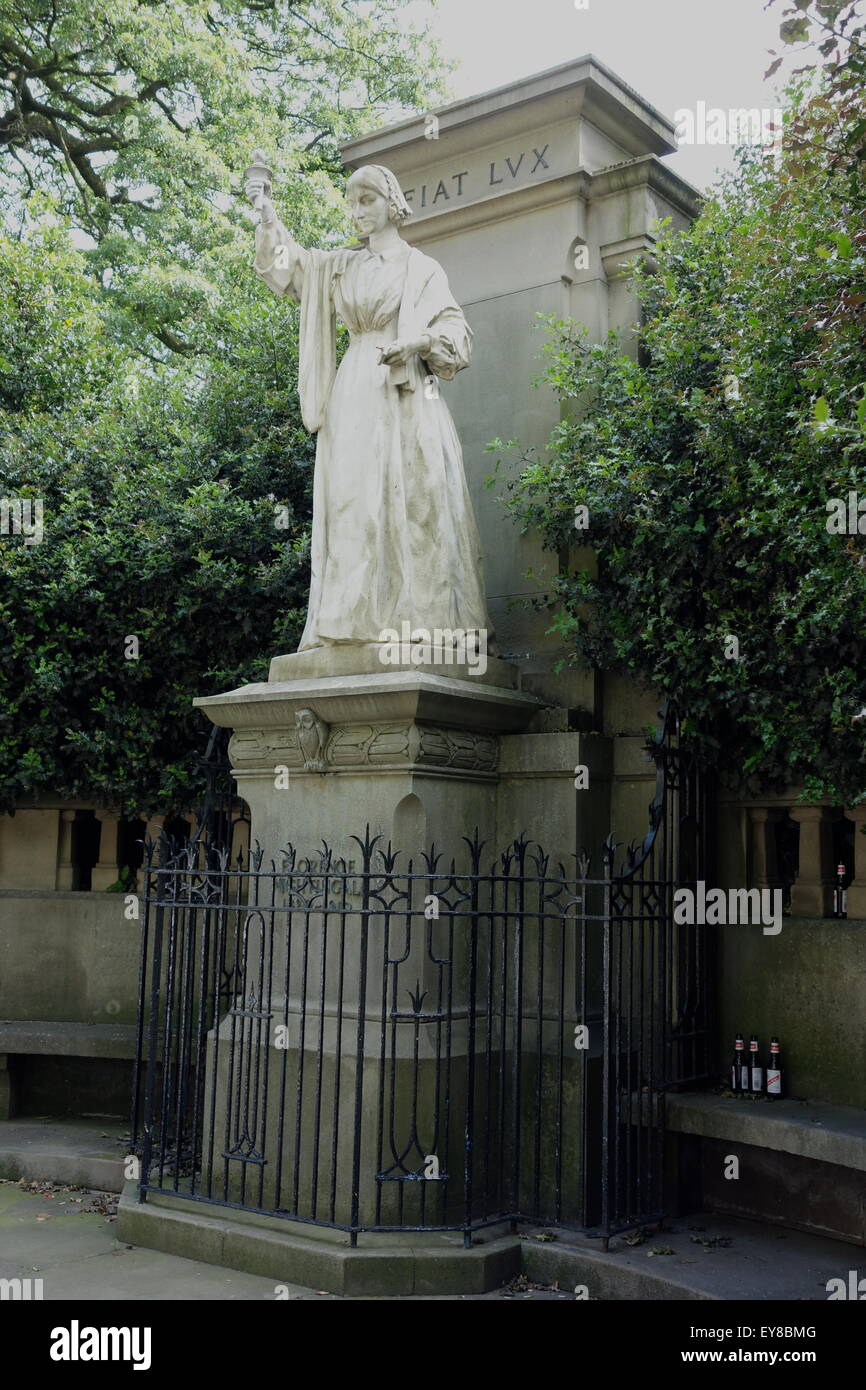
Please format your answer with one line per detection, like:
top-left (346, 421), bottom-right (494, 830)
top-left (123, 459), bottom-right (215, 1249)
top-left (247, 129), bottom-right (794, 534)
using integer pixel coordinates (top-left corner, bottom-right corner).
top-left (253, 214), bottom-right (308, 300)
top-left (424, 305), bottom-right (472, 380)
top-left (401, 255), bottom-right (473, 382)
top-left (253, 215), bottom-right (349, 432)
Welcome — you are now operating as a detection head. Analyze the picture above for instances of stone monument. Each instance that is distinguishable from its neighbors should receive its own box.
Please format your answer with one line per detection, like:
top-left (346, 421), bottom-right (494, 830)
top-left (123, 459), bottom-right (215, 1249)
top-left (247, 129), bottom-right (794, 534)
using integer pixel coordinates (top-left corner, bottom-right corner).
top-left (197, 156), bottom-right (543, 871)
top-left (190, 56), bottom-right (702, 1233)
top-left (340, 55), bottom-right (703, 858)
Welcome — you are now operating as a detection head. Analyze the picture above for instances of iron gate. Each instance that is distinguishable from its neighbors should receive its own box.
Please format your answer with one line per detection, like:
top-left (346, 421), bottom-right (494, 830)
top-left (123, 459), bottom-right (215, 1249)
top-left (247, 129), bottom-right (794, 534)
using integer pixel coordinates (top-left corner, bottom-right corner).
top-left (131, 704), bottom-right (713, 1244)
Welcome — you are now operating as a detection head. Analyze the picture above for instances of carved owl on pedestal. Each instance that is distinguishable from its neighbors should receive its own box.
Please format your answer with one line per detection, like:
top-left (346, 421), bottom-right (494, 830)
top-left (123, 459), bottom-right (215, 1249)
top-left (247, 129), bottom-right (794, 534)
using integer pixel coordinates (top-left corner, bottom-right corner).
top-left (295, 707), bottom-right (329, 772)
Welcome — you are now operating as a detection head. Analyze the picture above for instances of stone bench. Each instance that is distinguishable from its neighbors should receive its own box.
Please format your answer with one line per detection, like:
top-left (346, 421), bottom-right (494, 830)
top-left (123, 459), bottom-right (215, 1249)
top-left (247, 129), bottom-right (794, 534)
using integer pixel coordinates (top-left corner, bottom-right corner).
top-left (665, 1090), bottom-right (866, 1245)
top-left (0, 1021), bottom-right (139, 1119)
top-left (667, 1091), bottom-right (866, 1172)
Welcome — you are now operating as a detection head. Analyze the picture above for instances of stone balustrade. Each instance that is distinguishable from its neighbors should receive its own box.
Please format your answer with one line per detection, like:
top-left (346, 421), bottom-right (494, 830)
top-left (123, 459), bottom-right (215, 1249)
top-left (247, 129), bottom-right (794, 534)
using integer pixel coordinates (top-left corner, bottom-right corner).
top-left (0, 804), bottom-right (248, 892)
top-left (718, 793), bottom-right (861, 919)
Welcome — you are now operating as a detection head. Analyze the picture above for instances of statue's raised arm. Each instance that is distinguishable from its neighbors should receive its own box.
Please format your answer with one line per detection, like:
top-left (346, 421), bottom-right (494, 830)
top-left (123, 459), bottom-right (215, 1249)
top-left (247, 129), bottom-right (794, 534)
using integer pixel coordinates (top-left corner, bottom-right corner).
top-left (244, 151), bottom-right (308, 299)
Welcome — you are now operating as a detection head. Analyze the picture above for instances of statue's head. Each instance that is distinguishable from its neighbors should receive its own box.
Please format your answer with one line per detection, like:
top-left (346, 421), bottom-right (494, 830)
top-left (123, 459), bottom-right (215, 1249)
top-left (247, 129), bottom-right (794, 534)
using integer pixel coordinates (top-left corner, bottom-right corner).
top-left (347, 165), bottom-right (412, 238)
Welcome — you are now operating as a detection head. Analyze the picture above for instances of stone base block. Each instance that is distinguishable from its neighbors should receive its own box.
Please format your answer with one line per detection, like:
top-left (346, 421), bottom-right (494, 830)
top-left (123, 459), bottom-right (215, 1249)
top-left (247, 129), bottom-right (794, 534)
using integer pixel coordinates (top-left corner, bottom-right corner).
top-left (198, 1010), bottom-right (588, 1231)
top-left (193, 663), bottom-right (545, 869)
top-left (117, 1182), bottom-right (521, 1296)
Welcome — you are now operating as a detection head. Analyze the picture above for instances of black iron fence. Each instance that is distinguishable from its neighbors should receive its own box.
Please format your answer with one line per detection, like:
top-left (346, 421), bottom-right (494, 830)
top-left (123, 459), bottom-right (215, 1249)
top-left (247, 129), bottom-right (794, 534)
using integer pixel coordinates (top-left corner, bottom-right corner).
top-left (131, 705), bottom-right (713, 1245)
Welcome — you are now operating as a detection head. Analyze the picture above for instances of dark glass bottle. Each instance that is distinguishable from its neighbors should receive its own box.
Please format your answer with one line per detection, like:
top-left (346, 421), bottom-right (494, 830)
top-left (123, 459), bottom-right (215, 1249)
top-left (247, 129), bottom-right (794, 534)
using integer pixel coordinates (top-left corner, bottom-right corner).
top-left (833, 863), bottom-right (848, 919)
top-left (749, 1035), bottom-right (763, 1093)
top-left (731, 1033), bottom-right (744, 1090)
top-left (766, 1037), bottom-right (782, 1099)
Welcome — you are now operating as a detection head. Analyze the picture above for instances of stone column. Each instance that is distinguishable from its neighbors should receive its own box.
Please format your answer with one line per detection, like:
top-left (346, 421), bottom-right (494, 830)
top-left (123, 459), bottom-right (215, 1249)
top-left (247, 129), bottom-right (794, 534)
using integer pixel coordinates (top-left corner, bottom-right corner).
top-left (844, 804), bottom-right (866, 919)
top-left (601, 239), bottom-right (654, 359)
top-left (748, 807), bottom-right (781, 889)
top-left (55, 809), bottom-right (76, 890)
top-left (0, 1054), bottom-right (13, 1120)
top-left (788, 806), bottom-right (835, 917)
top-left (91, 809), bottom-right (121, 890)
top-left (231, 808), bottom-right (250, 862)
top-left (717, 802), bottom-right (748, 890)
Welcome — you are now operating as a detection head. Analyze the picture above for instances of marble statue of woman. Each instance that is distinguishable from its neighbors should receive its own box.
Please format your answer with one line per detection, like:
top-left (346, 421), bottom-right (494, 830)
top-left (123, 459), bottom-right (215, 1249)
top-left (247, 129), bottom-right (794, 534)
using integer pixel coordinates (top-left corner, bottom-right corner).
top-left (245, 162), bottom-right (493, 654)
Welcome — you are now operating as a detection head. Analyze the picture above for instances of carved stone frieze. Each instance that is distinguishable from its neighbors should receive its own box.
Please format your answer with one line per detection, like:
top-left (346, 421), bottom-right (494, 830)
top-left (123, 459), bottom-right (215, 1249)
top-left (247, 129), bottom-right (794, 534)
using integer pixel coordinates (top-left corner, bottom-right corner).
top-left (229, 721), bottom-right (498, 776)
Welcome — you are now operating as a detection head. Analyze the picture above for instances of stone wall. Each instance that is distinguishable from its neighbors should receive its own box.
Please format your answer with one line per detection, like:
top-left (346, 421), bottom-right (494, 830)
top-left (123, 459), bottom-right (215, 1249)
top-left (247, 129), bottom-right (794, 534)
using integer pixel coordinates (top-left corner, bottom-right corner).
top-left (0, 891), bottom-right (139, 1024)
top-left (717, 916), bottom-right (866, 1108)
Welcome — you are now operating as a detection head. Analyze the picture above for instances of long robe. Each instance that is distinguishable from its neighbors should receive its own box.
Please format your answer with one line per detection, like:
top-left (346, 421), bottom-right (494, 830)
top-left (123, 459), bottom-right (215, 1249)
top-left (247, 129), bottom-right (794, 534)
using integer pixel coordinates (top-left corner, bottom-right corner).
top-left (254, 218), bottom-right (493, 652)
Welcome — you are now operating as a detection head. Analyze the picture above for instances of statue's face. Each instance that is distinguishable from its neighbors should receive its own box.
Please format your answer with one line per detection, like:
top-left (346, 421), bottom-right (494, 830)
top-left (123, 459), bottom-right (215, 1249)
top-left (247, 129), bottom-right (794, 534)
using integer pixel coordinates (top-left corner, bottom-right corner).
top-left (348, 182), bottom-right (390, 237)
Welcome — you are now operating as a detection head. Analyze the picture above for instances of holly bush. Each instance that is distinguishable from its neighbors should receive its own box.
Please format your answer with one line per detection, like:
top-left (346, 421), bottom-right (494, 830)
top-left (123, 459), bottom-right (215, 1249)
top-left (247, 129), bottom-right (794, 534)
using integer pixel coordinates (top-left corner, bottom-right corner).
top-left (0, 221), bottom-right (312, 814)
top-left (505, 84), bottom-right (866, 801)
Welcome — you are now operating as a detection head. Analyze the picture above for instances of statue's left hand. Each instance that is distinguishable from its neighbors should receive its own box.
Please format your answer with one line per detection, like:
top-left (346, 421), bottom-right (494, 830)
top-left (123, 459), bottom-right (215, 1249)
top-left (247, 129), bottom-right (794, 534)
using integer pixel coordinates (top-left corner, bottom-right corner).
top-left (378, 337), bottom-right (430, 367)
top-left (377, 340), bottom-right (412, 367)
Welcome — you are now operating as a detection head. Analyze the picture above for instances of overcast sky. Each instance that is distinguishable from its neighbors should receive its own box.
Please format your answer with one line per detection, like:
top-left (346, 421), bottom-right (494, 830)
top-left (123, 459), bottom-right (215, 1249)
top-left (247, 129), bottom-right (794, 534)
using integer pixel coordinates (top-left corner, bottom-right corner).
top-left (403, 0), bottom-right (794, 191)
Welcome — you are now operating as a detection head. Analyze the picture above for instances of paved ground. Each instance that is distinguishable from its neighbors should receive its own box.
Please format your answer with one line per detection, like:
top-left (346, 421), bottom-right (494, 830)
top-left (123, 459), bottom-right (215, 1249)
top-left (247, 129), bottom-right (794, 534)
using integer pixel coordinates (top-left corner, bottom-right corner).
top-left (3, 1178), bottom-right (858, 1302)
top-left (0, 1179), bottom-right (578, 1300)
top-left (0, 1118), bottom-right (859, 1302)
top-left (0, 1116), bottom-right (128, 1192)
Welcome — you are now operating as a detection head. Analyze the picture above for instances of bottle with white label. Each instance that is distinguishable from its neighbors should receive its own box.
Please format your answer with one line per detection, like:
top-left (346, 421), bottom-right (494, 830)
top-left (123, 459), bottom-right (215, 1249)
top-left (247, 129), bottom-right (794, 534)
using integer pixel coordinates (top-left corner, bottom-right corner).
top-left (731, 1033), bottom-right (744, 1091)
top-left (833, 863), bottom-right (848, 919)
top-left (766, 1037), bottom-right (782, 1099)
top-left (749, 1034), bottom-right (763, 1093)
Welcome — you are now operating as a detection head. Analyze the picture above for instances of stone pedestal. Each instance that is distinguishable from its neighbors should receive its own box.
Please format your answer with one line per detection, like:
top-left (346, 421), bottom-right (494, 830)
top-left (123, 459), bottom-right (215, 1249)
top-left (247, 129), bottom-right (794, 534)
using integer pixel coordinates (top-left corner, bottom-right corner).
top-left (194, 646), bottom-right (549, 1226)
top-left (195, 646), bottom-right (543, 869)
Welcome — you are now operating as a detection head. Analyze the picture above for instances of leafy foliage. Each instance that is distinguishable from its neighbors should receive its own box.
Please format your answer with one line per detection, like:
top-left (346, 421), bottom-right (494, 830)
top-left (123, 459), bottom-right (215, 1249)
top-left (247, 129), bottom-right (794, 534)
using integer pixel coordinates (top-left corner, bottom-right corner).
top-left (0, 0), bottom-right (446, 354)
top-left (0, 0), bottom-right (445, 814)
top-left (766, 2), bottom-right (865, 79)
top-left (0, 221), bottom-right (312, 813)
top-left (505, 82), bottom-right (866, 800)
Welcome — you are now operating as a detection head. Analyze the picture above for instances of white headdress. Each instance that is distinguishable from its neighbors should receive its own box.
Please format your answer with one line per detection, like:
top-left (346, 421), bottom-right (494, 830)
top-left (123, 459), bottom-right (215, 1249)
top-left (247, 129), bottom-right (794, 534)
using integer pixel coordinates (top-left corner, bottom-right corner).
top-left (347, 164), bottom-right (412, 224)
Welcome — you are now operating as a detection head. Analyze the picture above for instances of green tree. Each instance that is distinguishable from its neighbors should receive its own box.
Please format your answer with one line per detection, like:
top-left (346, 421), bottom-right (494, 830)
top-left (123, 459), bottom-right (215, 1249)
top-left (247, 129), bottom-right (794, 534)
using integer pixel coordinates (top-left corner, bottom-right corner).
top-left (0, 0), bottom-right (446, 353)
top-left (0, 0), bottom-right (447, 814)
top-left (0, 219), bottom-right (311, 813)
top-left (505, 80), bottom-right (866, 801)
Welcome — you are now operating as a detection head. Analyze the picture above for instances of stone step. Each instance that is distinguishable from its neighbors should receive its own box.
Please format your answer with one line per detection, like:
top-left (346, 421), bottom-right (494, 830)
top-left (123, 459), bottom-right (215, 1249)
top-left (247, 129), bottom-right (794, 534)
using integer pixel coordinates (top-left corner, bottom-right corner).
top-left (522, 1212), bottom-right (861, 1302)
top-left (0, 1115), bottom-right (129, 1192)
top-left (117, 1180), bottom-right (863, 1298)
top-left (4, 1114), bottom-right (862, 1298)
